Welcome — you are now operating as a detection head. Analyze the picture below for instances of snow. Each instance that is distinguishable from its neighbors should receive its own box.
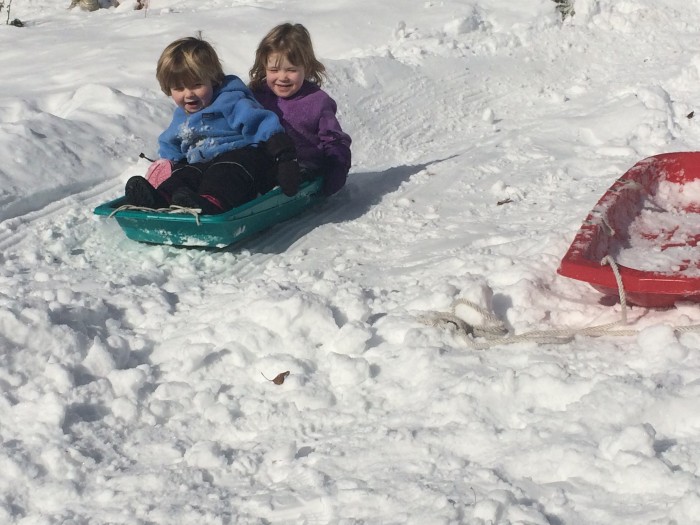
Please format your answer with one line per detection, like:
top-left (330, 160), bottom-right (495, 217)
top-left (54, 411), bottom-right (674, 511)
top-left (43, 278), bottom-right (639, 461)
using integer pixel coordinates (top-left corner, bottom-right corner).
top-left (1, 0), bottom-right (700, 523)
top-left (614, 177), bottom-right (700, 275)
top-left (620, 195), bottom-right (700, 274)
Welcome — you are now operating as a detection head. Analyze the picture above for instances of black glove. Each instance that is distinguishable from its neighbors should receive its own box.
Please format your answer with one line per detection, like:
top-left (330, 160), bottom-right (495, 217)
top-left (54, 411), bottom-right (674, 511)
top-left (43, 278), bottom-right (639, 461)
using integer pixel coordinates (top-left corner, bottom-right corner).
top-left (322, 153), bottom-right (350, 195)
top-left (322, 164), bottom-right (348, 195)
top-left (277, 159), bottom-right (301, 196)
top-left (264, 133), bottom-right (297, 162)
top-left (264, 133), bottom-right (300, 196)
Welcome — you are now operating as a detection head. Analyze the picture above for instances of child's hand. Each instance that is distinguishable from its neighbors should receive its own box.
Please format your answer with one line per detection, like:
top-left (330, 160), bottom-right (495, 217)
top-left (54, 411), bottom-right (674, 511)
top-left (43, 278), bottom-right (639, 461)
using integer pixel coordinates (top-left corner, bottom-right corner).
top-left (277, 160), bottom-right (301, 196)
top-left (322, 152), bottom-right (351, 195)
top-left (264, 133), bottom-right (301, 196)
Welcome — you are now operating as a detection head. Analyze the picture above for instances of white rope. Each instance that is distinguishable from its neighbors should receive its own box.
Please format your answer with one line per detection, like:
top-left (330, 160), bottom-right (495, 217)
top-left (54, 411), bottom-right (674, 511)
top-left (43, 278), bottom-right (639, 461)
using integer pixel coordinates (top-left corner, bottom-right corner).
top-left (419, 257), bottom-right (699, 349)
top-left (168, 205), bottom-right (203, 225)
top-left (601, 255), bottom-right (627, 323)
top-left (108, 204), bottom-right (203, 225)
top-left (676, 324), bottom-right (700, 333)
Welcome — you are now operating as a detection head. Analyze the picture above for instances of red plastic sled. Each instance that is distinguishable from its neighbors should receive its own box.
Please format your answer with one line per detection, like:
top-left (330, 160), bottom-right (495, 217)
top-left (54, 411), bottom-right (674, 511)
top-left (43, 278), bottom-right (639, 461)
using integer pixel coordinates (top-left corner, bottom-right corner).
top-left (558, 152), bottom-right (700, 307)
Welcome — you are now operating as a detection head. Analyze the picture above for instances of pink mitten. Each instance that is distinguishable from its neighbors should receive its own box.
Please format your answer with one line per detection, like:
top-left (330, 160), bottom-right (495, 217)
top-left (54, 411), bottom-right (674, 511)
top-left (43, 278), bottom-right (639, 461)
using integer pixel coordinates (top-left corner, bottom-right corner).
top-left (145, 159), bottom-right (173, 188)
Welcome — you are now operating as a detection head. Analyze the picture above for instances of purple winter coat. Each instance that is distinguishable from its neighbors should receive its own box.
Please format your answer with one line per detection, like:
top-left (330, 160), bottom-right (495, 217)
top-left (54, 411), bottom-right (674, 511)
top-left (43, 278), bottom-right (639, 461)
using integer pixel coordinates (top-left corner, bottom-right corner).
top-left (253, 81), bottom-right (352, 195)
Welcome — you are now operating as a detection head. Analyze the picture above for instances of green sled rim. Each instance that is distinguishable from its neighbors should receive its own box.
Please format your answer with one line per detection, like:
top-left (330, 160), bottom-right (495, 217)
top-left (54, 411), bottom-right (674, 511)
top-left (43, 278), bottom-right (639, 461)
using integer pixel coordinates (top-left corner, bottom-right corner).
top-left (93, 177), bottom-right (324, 248)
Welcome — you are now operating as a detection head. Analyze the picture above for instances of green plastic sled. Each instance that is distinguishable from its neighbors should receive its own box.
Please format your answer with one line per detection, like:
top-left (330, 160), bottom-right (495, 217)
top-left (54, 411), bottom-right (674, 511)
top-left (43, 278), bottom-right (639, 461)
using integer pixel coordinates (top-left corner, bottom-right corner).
top-left (93, 177), bottom-right (324, 248)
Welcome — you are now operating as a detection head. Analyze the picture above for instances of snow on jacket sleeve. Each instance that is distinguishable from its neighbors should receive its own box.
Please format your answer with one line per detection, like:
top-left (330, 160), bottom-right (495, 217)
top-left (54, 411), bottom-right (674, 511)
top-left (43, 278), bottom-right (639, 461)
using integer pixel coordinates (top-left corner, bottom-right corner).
top-left (222, 94), bottom-right (285, 146)
top-left (157, 112), bottom-right (188, 162)
top-left (156, 77), bottom-right (284, 163)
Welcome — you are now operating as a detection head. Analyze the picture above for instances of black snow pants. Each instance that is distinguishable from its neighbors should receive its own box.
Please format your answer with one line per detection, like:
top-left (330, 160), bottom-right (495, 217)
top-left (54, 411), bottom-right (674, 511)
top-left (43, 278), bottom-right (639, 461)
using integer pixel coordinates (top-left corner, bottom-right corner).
top-left (159, 146), bottom-right (275, 211)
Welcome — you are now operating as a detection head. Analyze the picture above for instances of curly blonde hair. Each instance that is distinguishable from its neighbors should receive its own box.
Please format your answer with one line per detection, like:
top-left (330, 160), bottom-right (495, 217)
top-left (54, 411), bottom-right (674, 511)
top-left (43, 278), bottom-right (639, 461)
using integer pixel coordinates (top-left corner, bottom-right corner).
top-left (249, 23), bottom-right (326, 91)
top-left (156, 37), bottom-right (225, 95)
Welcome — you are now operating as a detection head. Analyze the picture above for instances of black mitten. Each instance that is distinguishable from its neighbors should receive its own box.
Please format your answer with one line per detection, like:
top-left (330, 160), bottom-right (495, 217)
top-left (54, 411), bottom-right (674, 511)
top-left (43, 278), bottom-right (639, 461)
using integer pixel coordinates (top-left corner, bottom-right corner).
top-left (277, 159), bottom-right (301, 196)
top-left (323, 163), bottom-right (348, 195)
top-left (264, 133), bottom-right (300, 196)
top-left (264, 133), bottom-right (297, 162)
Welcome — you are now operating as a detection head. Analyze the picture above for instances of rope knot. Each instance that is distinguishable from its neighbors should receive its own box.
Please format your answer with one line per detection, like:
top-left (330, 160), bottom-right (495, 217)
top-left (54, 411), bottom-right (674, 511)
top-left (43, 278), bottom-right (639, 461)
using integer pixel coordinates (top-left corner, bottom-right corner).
top-left (108, 204), bottom-right (203, 225)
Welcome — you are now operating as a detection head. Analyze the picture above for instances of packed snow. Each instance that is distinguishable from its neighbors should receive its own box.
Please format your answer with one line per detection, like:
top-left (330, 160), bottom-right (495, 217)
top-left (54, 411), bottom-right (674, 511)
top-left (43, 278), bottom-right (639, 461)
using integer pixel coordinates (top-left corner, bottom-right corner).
top-left (620, 193), bottom-right (700, 275)
top-left (1, 0), bottom-right (700, 523)
top-left (613, 177), bottom-right (700, 275)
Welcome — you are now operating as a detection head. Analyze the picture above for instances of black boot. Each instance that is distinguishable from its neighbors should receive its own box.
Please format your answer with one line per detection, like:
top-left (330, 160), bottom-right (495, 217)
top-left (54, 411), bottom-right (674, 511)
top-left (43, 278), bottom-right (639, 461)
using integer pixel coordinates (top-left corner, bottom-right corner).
top-left (125, 176), bottom-right (169, 209)
top-left (171, 187), bottom-right (224, 215)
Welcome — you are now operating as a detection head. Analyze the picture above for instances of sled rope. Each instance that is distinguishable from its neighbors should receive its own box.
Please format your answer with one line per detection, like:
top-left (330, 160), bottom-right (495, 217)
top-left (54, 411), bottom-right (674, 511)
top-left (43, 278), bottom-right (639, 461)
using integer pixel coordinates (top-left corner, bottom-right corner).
top-left (108, 204), bottom-right (203, 225)
top-left (419, 299), bottom-right (635, 350)
top-left (601, 256), bottom-right (700, 333)
top-left (419, 256), bottom-right (698, 349)
top-left (168, 205), bottom-right (203, 225)
top-left (601, 255), bottom-right (627, 323)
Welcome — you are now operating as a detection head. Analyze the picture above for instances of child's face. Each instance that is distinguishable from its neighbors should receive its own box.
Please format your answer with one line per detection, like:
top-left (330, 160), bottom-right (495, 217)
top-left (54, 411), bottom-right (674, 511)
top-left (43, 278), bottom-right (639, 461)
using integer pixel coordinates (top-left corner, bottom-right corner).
top-left (265, 53), bottom-right (305, 99)
top-left (170, 80), bottom-right (215, 114)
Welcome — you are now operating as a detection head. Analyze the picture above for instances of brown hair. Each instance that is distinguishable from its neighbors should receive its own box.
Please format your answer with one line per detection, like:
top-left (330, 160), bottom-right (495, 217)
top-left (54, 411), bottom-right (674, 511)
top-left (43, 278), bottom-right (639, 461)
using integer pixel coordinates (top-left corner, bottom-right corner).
top-left (156, 37), bottom-right (225, 95)
top-left (249, 23), bottom-right (326, 91)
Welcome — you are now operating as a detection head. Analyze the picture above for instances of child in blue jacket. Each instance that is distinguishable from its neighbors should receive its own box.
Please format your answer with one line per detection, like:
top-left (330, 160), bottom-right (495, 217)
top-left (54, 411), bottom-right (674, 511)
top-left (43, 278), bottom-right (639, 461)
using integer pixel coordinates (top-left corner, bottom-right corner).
top-left (126, 36), bottom-right (301, 214)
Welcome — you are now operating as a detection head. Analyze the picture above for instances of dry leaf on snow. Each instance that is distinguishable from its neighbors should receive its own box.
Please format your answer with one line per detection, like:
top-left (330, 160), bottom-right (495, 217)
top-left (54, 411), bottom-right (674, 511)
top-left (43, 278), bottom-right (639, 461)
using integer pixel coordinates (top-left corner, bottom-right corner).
top-left (261, 371), bottom-right (290, 385)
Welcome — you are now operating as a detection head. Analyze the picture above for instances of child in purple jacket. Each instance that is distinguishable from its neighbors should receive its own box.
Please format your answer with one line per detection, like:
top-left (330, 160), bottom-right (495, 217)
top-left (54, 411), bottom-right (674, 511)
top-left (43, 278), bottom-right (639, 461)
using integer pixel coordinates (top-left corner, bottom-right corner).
top-left (249, 23), bottom-right (352, 196)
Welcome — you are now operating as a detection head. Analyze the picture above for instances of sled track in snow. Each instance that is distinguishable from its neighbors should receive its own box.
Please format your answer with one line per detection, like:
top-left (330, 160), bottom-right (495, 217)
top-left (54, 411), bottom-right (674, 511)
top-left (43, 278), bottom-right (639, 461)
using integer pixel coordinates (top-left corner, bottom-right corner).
top-left (0, 179), bottom-right (120, 254)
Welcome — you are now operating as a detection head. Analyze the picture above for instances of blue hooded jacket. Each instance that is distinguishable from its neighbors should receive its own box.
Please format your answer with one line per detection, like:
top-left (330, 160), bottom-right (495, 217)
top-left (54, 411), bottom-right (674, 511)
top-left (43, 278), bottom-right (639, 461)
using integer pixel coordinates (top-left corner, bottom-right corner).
top-left (158, 75), bottom-right (284, 164)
